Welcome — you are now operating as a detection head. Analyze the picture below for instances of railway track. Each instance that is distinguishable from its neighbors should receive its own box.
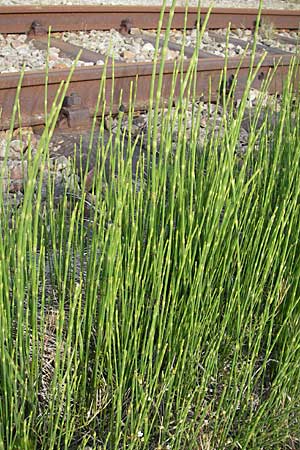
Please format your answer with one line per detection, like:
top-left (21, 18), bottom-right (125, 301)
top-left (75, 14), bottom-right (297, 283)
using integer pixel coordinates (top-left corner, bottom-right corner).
top-left (0, 6), bottom-right (299, 131)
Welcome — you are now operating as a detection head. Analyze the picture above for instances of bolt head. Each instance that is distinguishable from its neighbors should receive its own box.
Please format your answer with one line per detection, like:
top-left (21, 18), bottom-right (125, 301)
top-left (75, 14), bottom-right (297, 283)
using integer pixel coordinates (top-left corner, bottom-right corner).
top-left (63, 93), bottom-right (82, 107)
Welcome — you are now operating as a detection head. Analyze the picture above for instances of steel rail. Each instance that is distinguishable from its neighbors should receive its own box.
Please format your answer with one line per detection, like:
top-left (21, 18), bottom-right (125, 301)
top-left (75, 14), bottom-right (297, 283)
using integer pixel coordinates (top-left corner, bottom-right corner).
top-left (0, 6), bottom-right (300, 34)
top-left (1, 54), bottom-right (298, 130)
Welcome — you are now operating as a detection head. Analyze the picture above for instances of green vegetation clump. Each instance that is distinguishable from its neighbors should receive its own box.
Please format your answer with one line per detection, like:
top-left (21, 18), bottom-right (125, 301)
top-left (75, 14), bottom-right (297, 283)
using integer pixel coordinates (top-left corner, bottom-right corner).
top-left (0, 7), bottom-right (300, 450)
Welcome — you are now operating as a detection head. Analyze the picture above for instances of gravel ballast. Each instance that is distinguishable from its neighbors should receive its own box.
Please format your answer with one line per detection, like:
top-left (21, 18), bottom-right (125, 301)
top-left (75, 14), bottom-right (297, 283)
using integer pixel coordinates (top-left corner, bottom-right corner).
top-left (2, 27), bottom-right (297, 74)
top-left (61, 29), bottom-right (180, 62)
top-left (167, 29), bottom-right (258, 57)
top-left (0, 33), bottom-right (104, 73)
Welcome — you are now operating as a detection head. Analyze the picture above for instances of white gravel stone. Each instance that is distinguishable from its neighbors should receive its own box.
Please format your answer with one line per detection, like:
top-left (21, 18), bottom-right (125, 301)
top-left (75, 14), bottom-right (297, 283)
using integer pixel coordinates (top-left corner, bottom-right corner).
top-left (288, 31), bottom-right (300, 39)
top-left (0, 34), bottom-right (70, 72)
top-left (0, 128), bottom-right (78, 200)
top-left (0, 33), bottom-right (105, 73)
top-left (0, 141), bottom-right (7, 158)
top-left (142, 42), bottom-right (155, 52)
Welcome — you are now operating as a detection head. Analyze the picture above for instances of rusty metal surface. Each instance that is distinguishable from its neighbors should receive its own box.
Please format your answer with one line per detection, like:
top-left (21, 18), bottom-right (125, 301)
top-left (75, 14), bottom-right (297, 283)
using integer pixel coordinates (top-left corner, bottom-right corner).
top-left (57, 93), bottom-right (92, 129)
top-left (0, 54), bottom-right (297, 130)
top-left (0, 6), bottom-right (300, 34)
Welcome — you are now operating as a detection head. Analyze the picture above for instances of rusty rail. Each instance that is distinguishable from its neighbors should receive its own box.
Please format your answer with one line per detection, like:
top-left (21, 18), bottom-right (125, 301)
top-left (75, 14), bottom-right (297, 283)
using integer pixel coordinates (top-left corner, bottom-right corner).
top-left (0, 6), bottom-right (300, 33)
top-left (0, 6), bottom-right (299, 130)
top-left (1, 55), bottom-right (297, 130)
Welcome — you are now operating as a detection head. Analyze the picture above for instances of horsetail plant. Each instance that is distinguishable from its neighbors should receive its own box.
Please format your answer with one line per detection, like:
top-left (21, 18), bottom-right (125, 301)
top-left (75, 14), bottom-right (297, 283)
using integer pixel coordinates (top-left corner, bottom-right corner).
top-left (0, 4), bottom-right (300, 450)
